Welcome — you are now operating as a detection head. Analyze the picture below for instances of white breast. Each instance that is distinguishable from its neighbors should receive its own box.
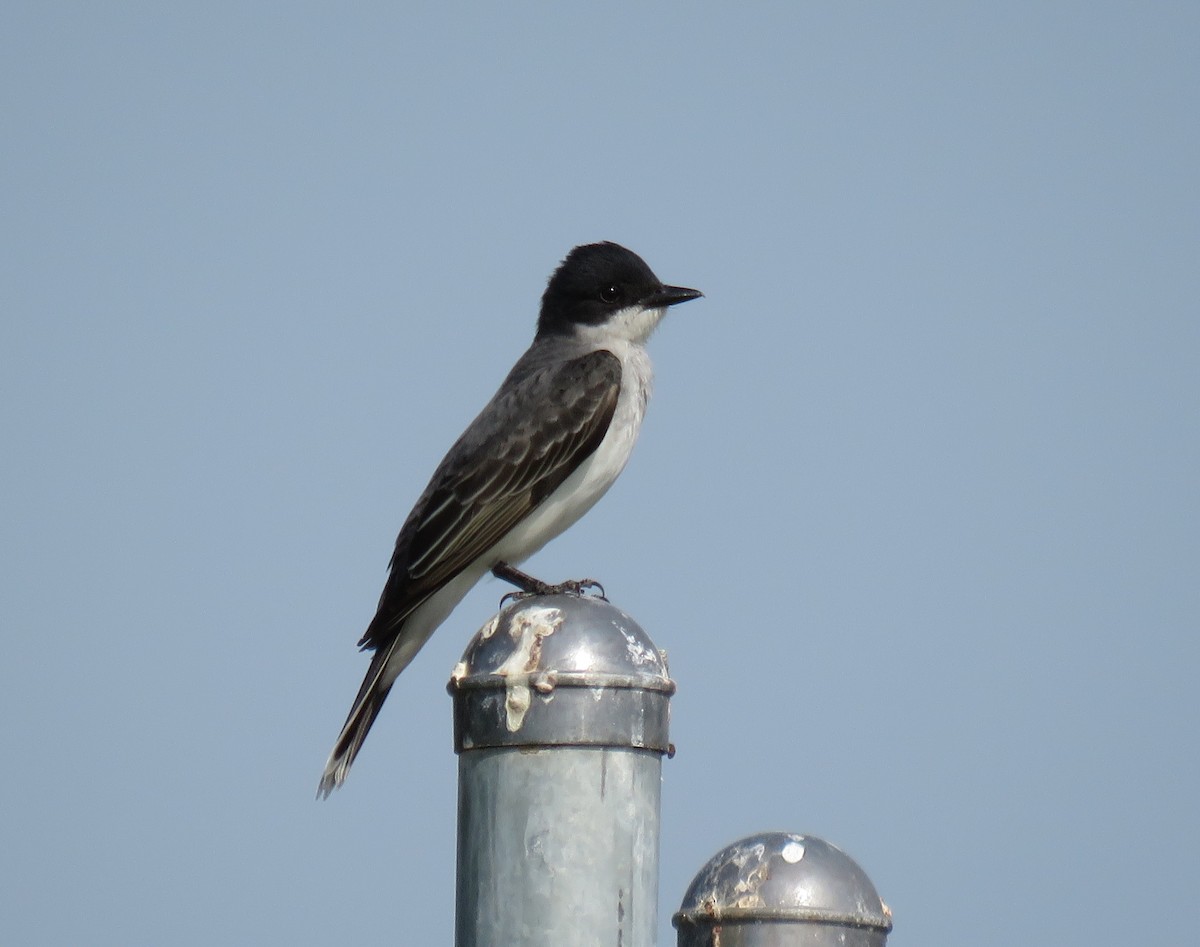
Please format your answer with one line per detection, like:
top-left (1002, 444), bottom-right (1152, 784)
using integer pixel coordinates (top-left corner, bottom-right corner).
top-left (489, 339), bottom-right (653, 565)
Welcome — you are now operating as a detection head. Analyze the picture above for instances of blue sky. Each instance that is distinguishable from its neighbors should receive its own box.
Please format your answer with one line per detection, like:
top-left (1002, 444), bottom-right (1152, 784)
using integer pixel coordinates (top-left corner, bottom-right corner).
top-left (3, 4), bottom-right (1197, 944)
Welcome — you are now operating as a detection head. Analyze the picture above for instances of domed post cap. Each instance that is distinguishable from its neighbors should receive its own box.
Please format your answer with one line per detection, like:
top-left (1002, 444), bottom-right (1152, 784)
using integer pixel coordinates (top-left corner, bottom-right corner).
top-left (448, 594), bottom-right (675, 753)
top-left (674, 833), bottom-right (892, 946)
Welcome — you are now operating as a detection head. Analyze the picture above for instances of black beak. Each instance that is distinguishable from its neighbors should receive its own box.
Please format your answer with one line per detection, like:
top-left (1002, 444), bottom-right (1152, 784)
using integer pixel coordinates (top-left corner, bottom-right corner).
top-left (643, 284), bottom-right (703, 308)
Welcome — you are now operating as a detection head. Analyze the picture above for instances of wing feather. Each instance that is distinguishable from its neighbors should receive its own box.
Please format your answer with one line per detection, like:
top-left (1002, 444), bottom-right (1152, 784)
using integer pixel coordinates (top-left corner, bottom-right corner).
top-left (358, 349), bottom-right (621, 651)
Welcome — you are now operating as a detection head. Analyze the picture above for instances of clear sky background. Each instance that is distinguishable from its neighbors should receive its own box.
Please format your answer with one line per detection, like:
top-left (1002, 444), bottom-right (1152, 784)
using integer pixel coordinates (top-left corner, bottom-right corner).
top-left (3, 4), bottom-right (1197, 945)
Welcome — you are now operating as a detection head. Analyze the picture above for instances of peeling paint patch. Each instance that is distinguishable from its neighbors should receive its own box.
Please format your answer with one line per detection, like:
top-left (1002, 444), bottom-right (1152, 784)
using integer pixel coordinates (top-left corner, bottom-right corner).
top-left (691, 842), bottom-right (771, 915)
top-left (479, 614), bottom-right (501, 640)
top-left (496, 606), bottom-right (563, 731)
top-left (729, 845), bottom-right (770, 910)
top-left (619, 624), bottom-right (659, 667)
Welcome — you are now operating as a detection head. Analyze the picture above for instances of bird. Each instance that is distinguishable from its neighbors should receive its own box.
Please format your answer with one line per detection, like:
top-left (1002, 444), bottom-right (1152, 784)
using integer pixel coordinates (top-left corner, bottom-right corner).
top-left (318, 241), bottom-right (702, 797)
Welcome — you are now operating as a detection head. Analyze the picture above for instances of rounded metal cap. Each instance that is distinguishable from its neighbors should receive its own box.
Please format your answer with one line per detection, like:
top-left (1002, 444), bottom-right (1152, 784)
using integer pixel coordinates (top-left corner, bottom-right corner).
top-left (448, 594), bottom-right (674, 753)
top-left (674, 833), bottom-right (892, 947)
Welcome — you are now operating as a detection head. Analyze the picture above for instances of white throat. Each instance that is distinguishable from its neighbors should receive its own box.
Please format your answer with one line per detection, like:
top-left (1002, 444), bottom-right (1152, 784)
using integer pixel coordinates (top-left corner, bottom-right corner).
top-left (573, 304), bottom-right (668, 347)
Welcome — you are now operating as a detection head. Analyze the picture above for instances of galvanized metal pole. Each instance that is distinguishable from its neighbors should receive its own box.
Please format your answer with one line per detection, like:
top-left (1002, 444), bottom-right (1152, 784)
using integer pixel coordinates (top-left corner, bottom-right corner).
top-left (673, 833), bottom-right (893, 946)
top-left (449, 594), bottom-right (674, 947)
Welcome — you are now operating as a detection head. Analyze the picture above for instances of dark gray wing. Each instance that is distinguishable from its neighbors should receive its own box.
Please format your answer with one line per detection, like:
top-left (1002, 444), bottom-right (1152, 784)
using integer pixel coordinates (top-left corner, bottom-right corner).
top-left (358, 348), bottom-right (621, 651)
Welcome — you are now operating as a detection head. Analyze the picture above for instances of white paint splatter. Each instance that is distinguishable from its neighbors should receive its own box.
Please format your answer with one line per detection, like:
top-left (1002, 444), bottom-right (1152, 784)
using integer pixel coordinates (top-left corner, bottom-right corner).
top-left (781, 840), bottom-right (805, 864)
top-left (479, 614), bottom-right (501, 640)
top-left (496, 606), bottom-right (563, 731)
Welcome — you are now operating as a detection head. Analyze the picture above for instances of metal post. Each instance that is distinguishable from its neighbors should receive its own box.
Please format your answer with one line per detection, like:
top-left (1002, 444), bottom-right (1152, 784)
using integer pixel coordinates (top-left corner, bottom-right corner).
top-left (449, 594), bottom-right (675, 947)
top-left (673, 833), bottom-right (893, 946)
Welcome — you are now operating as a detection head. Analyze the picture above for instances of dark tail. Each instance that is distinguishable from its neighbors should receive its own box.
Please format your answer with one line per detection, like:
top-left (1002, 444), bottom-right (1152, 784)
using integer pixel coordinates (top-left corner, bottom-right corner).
top-left (317, 648), bottom-right (395, 799)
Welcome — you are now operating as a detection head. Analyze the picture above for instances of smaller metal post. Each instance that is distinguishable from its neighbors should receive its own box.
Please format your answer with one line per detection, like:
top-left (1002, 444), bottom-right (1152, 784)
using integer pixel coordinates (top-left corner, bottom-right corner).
top-left (673, 833), bottom-right (892, 947)
top-left (450, 594), bottom-right (674, 947)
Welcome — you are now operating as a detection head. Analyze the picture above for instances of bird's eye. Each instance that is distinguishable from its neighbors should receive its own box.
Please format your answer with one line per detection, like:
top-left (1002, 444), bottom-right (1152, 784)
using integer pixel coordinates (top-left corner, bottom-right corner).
top-left (599, 285), bottom-right (620, 303)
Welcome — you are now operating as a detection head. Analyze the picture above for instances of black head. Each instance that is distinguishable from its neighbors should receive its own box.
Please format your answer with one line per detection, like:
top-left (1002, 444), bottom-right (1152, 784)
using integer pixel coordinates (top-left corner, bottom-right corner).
top-left (536, 241), bottom-right (702, 339)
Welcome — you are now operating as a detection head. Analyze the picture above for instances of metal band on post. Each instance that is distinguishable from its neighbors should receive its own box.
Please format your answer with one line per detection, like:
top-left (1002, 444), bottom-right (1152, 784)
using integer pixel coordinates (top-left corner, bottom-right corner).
top-left (450, 594), bottom-right (675, 947)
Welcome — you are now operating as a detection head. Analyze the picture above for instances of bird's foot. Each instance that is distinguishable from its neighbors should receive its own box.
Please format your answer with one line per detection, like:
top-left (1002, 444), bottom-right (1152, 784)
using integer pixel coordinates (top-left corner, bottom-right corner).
top-left (493, 561), bottom-right (607, 605)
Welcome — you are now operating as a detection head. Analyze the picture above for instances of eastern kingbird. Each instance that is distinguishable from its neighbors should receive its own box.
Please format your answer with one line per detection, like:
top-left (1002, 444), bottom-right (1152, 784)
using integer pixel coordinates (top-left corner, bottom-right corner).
top-left (318, 241), bottom-right (701, 797)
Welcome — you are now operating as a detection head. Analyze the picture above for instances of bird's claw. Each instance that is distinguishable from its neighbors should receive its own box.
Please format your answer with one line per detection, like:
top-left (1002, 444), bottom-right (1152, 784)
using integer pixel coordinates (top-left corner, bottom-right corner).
top-left (556, 578), bottom-right (607, 600)
top-left (493, 561), bottom-right (607, 605)
top-left (499, 578), bottom-right (607, 608)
